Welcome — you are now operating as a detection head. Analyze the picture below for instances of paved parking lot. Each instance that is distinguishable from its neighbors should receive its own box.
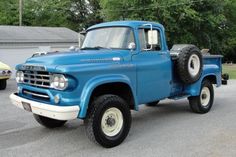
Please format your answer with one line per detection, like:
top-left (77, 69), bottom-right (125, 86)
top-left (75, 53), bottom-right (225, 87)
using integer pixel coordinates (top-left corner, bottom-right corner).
top-left (0, 80), bottom-right (235, 157)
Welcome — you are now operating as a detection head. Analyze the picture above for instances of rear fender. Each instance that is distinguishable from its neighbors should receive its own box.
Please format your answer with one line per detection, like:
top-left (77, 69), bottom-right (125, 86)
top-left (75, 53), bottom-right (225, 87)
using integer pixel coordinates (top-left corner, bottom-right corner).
top-left (184, 65), bottom-right (221, 96)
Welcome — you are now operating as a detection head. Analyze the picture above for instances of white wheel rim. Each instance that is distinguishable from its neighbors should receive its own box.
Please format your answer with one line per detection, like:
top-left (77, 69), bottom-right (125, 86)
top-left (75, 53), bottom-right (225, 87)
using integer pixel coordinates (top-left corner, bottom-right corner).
top-left (101, 107), bottom-right (123, 137)
top-left (188, 54), bottom-right (200, 77)
top-left (200, 87), bottom-right (211, 107)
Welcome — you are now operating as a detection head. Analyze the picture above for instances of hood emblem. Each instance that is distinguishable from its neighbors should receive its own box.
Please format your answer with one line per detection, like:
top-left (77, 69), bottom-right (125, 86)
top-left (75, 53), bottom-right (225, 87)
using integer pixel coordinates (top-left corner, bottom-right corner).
top-left (81, 57), bottom-right (121, 63)
top-left (112, 57), bottom-right (121, 61)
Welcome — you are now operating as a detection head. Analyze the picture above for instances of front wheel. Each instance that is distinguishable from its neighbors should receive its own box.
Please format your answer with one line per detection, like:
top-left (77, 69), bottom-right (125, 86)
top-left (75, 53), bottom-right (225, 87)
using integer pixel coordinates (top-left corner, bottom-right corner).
top-left (85, 94), bottom-right (131, 148)
top-left (188, 80), bottom-right (214, 113)
top-left (33, 114), bottom-right (67, 128)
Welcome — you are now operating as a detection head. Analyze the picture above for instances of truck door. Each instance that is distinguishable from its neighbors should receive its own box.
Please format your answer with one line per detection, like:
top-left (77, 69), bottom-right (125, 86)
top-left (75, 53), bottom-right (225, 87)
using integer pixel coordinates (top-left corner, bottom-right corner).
top-left (132, 26), bottom-right (172, 104)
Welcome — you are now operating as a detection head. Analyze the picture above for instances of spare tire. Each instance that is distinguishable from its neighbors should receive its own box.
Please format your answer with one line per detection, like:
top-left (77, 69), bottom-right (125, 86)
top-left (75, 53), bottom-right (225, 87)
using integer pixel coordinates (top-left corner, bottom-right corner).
top-left (175, 45), bottom-right (202, 84)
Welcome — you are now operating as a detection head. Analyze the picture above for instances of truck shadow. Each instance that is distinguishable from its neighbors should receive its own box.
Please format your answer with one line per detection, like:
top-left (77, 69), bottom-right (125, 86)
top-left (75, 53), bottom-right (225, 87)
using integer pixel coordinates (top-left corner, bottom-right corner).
top-left (128, 98), bottom-right (222, 141)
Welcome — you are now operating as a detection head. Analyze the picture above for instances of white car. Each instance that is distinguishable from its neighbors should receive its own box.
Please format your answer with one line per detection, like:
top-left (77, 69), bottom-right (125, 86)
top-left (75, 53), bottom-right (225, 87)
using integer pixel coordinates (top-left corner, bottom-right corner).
top-left (0, 62), bottom-right (12, 90)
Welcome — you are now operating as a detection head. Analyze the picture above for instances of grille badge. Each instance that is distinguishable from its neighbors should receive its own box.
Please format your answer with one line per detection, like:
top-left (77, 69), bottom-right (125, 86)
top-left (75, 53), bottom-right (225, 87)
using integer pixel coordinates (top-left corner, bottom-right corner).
top-left (21, 65), bottom-right (46, 71)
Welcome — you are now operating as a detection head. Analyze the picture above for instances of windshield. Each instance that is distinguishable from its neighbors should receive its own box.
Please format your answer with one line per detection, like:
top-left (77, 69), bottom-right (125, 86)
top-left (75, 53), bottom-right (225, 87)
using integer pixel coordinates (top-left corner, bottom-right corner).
top-left (82, 27), bottom-right (135, 50)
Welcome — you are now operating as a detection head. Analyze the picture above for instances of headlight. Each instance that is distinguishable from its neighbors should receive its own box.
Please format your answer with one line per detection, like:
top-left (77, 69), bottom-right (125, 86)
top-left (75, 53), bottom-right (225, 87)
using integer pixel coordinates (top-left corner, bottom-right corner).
top-left (2, 70), bottom-right (6, 75)
top-left (0, 70), bottom-right (11, 76)
top-left (16, 71), bottom-right (24, 83)
top-left (51, 74), bottom-right (68, 90)
top-left (7, 70), bottom-right (12, 75)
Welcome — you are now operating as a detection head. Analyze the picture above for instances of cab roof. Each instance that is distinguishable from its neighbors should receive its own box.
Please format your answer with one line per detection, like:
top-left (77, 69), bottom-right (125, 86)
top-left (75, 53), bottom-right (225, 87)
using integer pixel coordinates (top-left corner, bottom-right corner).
top-left (87, 20), bottom-right (164, 31)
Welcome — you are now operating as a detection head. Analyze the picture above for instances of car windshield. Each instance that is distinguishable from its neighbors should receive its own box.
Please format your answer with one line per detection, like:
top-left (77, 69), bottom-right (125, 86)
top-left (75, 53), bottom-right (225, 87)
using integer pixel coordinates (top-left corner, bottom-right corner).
top-left (81, 27), bottom-right (135, 50)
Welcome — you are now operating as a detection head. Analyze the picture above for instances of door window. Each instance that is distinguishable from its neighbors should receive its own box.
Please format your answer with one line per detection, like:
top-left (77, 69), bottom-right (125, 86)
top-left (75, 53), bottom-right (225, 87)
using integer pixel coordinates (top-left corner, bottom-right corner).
top-left (138, 28), bottom-right (161, 51)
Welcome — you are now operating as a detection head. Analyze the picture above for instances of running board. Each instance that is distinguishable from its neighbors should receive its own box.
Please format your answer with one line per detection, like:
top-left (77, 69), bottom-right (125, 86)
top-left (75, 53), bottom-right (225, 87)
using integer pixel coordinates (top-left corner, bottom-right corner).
top-left (168, 94), bottom-right (190, 100)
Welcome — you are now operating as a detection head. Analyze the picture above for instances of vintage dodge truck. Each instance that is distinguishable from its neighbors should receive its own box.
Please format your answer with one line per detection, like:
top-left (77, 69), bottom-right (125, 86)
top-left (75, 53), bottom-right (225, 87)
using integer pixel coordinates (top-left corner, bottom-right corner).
top-left (10, 21), bottom-right (228, 148)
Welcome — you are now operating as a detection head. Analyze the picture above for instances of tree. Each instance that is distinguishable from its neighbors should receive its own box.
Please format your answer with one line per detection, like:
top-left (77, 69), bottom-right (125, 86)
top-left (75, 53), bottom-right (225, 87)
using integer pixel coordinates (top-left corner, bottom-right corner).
top-left (68, 0), bottom-right (103, 31)
top-left (100, 0), bottom-right (228, 54)
top-left (23, 0), bottom-right (71, 27)
top-left (0, 0), bottom-right (103, 31)
top-left (0, 0), bottom-right (19, 25)
top-left (0, 0), bottom-right (235, 62)
top-left (222, 0), bottom-right (236, 62)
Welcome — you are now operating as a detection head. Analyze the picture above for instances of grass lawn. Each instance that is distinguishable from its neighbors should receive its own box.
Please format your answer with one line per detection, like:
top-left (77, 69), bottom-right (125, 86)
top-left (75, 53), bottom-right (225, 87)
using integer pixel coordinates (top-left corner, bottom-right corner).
top-left (222, 64), bottom-right (236, 79)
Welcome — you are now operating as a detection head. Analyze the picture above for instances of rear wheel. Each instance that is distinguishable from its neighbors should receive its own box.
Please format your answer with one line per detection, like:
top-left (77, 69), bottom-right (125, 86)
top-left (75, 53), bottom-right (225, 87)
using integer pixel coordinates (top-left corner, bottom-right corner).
top-left (188, 80), bottom-right (214, 113)
top-left (146, 101), bottom-right (160, 106)
top-left (85, 94), bottom-right (131, 148)
top-left (33, 114), bottom-right (67, 128)
top-left (0, 79), bottom-right (7, 90)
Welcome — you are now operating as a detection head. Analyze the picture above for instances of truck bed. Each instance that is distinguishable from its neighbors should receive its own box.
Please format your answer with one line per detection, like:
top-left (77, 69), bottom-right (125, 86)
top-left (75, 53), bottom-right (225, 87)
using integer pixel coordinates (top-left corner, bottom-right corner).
top-left (169, 54), bottom-right (222, 99)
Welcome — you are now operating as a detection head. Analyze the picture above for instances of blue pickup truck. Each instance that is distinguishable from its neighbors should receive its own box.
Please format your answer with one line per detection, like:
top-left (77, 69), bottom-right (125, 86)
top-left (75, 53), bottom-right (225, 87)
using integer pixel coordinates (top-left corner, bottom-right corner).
top-left (10, 21), bottom-right (228, 148)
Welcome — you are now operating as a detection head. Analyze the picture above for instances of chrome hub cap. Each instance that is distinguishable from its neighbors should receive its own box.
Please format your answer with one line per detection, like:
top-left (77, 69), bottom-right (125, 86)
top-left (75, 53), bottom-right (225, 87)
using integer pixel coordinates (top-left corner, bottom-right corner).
top-left (188, 54), bottom-right (200, 77)
top-left (101, 107), bottom-right (123, 137)
top-left (200, 87), bottom-right (210, 107)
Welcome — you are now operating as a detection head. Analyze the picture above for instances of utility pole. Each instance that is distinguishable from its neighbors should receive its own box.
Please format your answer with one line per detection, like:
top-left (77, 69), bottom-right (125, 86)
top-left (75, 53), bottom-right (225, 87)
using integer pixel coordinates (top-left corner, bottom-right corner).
top-left (19, 0), bottom-right (23, 26)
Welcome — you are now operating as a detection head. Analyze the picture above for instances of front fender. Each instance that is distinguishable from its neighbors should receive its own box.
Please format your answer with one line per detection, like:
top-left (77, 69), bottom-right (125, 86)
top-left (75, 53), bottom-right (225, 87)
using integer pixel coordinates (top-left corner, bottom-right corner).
top-left (78, 74), bottom-right (138, 118)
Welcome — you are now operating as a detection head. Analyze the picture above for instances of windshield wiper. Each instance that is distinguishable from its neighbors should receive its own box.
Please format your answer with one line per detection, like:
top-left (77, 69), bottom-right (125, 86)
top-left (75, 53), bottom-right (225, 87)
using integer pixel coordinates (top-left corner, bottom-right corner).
top-left (81, 46), bottom-right (112, 50)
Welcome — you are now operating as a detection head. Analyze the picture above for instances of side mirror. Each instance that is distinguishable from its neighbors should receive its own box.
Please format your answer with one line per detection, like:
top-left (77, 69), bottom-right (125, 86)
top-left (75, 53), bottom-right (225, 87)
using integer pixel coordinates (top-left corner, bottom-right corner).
top-left (128, 42), bottom-right (136, 50)
top-left (147, 30), bottom-right (158, 45)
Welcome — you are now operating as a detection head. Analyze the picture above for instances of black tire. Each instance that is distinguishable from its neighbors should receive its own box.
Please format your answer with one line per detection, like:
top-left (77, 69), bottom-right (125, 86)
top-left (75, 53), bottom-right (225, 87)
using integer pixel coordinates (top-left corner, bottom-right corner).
top-left (188, 80), bottom-right (214, 113)
top-left (146, 101), bottom-right (160, 106)
top-left (177, 45), bottom-right (202, 84)
top-left (0, 79), bottom-right (7, 90)
top-left (85, 94), bottom-right (131, 148)
top-left (33, 114), bottom-right (67, 128)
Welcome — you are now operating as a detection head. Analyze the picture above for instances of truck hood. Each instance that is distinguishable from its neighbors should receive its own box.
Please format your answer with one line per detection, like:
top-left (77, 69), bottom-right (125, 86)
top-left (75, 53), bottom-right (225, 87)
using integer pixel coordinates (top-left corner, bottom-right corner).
top-left (25, 50), bottom-right (125, 65)
top-left (0, 62), bottom-right (11, 70)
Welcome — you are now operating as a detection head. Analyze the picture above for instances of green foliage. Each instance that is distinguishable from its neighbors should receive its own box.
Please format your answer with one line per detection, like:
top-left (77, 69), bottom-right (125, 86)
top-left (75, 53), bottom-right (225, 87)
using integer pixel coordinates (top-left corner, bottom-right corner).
top-left (222, 0), bottom-right (236, 62)
top-left (0, 0), bottom-right (102, 31)
top-left (100, 0), bottom-right (228, 53)
top-left (0, 0), bottom-right (19, 25)
top-left (23, 0), bottom-right (71, 27)
top-left (67, 0), bottom-right (103, 31)
top-left (0, 0), bottom-right (235, 62)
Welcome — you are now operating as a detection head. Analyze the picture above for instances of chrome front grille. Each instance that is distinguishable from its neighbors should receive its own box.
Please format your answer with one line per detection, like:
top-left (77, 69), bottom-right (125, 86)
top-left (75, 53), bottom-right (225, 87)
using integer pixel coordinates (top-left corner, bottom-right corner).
top-left (23, 70), bottom-right (51, 88)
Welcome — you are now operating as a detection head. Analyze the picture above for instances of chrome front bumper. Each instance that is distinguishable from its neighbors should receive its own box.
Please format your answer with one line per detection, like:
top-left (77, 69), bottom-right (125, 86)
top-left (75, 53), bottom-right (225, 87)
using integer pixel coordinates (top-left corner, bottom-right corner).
top-left (10, 93), bottom-right (80, 120)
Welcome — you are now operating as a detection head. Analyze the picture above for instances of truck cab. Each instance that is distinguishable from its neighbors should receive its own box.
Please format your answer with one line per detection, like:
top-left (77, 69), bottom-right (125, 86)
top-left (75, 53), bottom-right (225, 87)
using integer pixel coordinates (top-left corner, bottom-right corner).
top-left (10, 21), bottom-right (227, 148)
